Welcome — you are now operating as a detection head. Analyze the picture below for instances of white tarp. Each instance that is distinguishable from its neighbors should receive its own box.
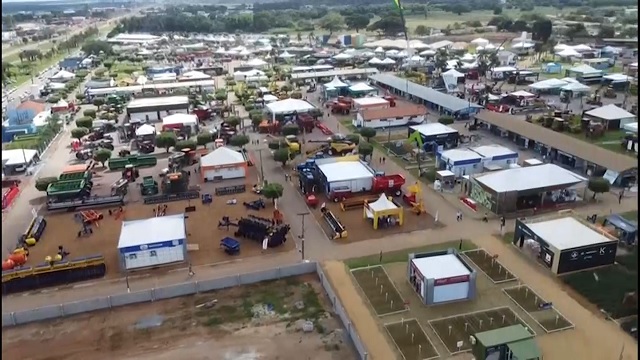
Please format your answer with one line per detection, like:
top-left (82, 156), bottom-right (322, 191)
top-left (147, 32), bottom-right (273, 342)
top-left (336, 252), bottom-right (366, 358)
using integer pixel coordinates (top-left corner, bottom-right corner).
top-left (349, 83), bottom-right (375, 92)
top-left (529, 78), bottom-right (568, 90)
top-left (585, 104), bottom-right (635, 121)
top-left (368, 57), bottom-right (383, 65)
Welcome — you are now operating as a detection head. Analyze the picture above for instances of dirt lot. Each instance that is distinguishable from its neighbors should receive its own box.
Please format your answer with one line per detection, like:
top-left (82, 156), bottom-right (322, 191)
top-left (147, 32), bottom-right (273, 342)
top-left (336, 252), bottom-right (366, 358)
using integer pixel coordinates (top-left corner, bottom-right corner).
top-left (24, 165), bottom-right (294, 279)
top-left (1, 274), bottom-right (357, 360)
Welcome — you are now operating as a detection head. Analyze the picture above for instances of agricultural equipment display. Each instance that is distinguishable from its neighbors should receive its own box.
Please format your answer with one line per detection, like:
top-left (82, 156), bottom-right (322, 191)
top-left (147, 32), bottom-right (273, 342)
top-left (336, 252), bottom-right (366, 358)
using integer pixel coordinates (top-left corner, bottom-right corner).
top-left (47, 195), bottom-right (125, 212)
top-left (2, 255), bottom-right (106, 295)
top-left (321, 207), bottom-right (348, 239)
top-left (329, 101), bottom-right (351, 115)
top-left (108, 155), bottom-right (158, 170)
top-left (234, 215), bottom-right (290, 248)
top-left (46, 179), bottom-right (92, 201)
top-left (2, 185), bottom-right (20, 210)
top-left (403, 182), bottom-right (425, 215)
top-left (19, 215), bottom-right (47, 247)
top-left (122, 164), bottom-right (140, 182)
top-left (77, 210), bottom-right (104, 226)
top-left (220, 237), bottom-right (240, 255)
top-left (215, 184), bottom-right (246, 196)
top-left (243, 198), bottom-right (266, 210)
top-left (110, 178), bottom-right (129, 196)
top-left (603, 87), bottom-right (617, 99)
top-left (140, 176), bottom-right (159, 196)
top-left (192, 106), bottom-right (213, 122)
top-left (59, 170), bottom-right (92, 182)
top-left (307, 135), bottom-right (357, 156)
top-left (340, 195), bottom-right (379, 211)
top-left (586, 93), bottom-right (603, 106)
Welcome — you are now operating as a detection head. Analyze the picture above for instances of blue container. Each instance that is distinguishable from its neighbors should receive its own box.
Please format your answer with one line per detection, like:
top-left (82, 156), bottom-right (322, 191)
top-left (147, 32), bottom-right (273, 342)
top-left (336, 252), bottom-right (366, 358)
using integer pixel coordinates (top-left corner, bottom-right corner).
top-left (321, 35), bottom-right (330, 45)
top-left (342, 35), bottom-right (352, 46)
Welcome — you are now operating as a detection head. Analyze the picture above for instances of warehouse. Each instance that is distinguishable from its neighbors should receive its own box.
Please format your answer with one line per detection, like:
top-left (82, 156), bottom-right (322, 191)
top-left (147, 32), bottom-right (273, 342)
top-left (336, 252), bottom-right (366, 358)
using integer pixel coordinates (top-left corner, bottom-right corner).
top-left (117, 214), bottom-right (187, 271)
top-left (317, 159), bottom-right (375, 194)
top-left (471, 145), bottom-right (519, 170)
top-left (407, 249), bottom-right (477, 305)
top-left (126, 96), bottom-right (190, 122)
top-left (468, 164), bottom-right (587, 214)
top-left (199, 147), bottom-right (247, 181)
top-left (408, 123), bottom-right (460, 152)
top-left (513, 215), bottom-right (618, 274)
top-left (437, 149), bottom-right (483, 177)
top-left (86, 80), bottom-right (216, 97)
top-left (353, 103), bottom-right (426, 129)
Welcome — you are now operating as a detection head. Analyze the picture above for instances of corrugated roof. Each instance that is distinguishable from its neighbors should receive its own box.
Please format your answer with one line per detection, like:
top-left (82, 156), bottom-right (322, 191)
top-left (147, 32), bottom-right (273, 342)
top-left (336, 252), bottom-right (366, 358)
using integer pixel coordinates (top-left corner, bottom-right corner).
top-left (507, 339), bottom-right (542, 358)
top-left (360, 103), bottom-right (426, 121)
top-left (17, 100), bottom-right (46, 114)
top-left (474, 111), bottom-right (637, 173)
top-left (475, 324), bottom-right (534, 347)
top-left (369, 74), bottom-right (483, 113)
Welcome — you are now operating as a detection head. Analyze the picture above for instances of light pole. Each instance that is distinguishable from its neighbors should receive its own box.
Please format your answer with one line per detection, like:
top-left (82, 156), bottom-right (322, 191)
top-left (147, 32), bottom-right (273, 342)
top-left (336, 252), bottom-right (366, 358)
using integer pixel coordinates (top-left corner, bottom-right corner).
top-left (297, 212), bottom-right (310, 260)
top-left (256, 147), bottom-right (265, 183)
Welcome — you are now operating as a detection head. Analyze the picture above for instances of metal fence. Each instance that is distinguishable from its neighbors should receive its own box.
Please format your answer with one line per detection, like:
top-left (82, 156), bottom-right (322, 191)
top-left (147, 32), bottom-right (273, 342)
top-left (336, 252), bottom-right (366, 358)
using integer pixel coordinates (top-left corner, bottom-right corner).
top-left (2, 262), bottom-right (369, 360)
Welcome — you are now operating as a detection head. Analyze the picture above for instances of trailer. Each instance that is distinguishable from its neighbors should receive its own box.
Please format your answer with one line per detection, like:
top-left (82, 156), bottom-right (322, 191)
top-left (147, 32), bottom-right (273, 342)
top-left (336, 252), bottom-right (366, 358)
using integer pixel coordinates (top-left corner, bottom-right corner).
top-left (108, 155), bottom-right (158, 171)
top-left (46, 179), bottom-right (92, 201)
top-left (58, 170), bottom-right (92, 182)
top-left (47, 195), bottom-right (124, 212)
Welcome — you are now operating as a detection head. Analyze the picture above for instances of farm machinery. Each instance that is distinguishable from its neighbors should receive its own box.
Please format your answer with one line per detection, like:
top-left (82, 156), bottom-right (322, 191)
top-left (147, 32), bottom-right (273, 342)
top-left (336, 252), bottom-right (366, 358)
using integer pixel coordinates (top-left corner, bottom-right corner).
top-left (586, 93), bottom-right (603, 106)
top-left (328, 98), bottom-right (352, 115)
top-left (306, 135), bottom-right (357, 157)
top-left (140, 176), bottom-right (159, 196)
top-left (234, 215), bottom-right (290, 248)
top-left (402, 182), bottom-right (425, 215)
top-left (321, 207), bottom-right (348, 240)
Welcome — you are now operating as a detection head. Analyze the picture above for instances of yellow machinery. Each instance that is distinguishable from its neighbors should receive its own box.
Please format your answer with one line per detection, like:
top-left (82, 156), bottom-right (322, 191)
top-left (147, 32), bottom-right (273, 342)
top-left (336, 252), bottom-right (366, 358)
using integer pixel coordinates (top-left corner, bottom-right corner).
top-left (403, 182), bottom-right (425, 215)
top-left (363, 194), bottom-right (404, 230)
top-left (284, 135), bottom-right (301, 154)
top-left (307, 139), bottom-right (356, 156)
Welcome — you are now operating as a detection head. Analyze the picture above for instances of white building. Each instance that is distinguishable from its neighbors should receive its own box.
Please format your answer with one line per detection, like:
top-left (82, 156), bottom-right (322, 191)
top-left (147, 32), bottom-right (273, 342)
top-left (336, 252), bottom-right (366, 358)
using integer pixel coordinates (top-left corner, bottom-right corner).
top-left (199, 147), bottom-right (247, 181)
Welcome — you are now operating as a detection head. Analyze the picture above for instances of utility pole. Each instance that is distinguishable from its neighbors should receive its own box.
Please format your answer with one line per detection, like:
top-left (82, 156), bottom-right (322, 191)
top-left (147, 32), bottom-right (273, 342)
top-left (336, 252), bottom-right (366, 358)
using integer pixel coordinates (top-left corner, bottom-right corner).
top-left (297, 212), bottom-right (310, 260)
top-left (256, 148), bottom-right (265, 183)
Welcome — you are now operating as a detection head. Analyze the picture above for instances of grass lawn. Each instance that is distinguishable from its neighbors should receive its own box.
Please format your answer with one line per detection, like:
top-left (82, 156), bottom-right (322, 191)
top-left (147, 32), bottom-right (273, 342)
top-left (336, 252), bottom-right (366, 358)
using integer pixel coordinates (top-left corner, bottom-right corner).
top-left (621, 211), bottom-right (638, 221)
top-left (3, 42), bottom-right (57, 63)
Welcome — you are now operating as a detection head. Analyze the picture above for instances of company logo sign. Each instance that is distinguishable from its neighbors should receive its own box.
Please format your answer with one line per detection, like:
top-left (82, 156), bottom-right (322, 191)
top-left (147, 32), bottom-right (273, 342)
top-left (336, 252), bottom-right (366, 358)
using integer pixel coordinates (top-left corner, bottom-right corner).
top-left (434, 275), bottom-right (470, 286)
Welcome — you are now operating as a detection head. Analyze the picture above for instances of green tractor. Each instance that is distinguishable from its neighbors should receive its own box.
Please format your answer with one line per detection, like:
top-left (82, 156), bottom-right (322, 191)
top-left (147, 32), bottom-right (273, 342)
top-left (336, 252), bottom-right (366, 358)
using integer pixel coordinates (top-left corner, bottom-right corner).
top-left (140, 176), bottom-right (159, 196)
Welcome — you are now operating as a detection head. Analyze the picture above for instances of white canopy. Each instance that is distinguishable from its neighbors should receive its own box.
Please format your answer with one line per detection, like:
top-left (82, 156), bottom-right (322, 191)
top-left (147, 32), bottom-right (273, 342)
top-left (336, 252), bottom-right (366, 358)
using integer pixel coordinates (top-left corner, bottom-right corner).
top-left (512, 42), bottom-right (534, 49)
top-left (568, 64), bottom-right (601, 75)
top-left (181, 71), bottom-right (211, 80)
top-left (51, 70), bottom-right (75, 80)
top-left (529, 78), bottom-right (569, 90)
top-left (560, 82), bottom-right (590, 92)
top-left (53, 99), bottom-right (68, 108)
top-left (278, 51), bottom-right (295, 58)
top-left (381, 58), bottom-right (396, 65)
top-left (246, 58), bottom-right (268, 67)
top-left (460, 53), bottom-right (476, 62)
top-left (333, 53), bottom-right (353, 60)
top-left (2, 149), bottom-right (38, 166)
top-left (349, 83), bottom-right (375, 92)
top-left (510, 90), bottom-right (535, 97)
top-left (556, 48), bottom-right (581, 57)
top-left (163, 113), bottom-right (198, 126)
top-left (48, 82), bottom-right (66, 90)
top-left (368, 57), bottom-right (383, 65)
top-left (262, 94), bottom-right (279, 103)
top-left (360, 51), bottom-right (375, 58)
top-left (408, 55), bottom-right (425, 62)
top-left (365, 194), bottom-right (398, 218)
top-left (136, 75), bottom-right (148, 85)
top-left (239, 49), bottom-right (252, 56)
top-left (385, 49), bottom-right (399, 56)
top-left (442, 69), bottom-right (465, 78)
top-left (603, 73), bottom-right (632, 82)
top-left (585, 104), bottom-right (635, 120)
top-left (419, 49), bottom-right (436, 56)
top-left (471, 38), bottom-right (490, 46)
top-left (200, 147), bottom-right (245, 167)
top-left (215, 47), bottom-right (226, 54)
top-left (135, 124), bottom-right (156, 136)
top-left (325, 76), bottom-right (349, 88)
top-left (396, 50), bottom-right (409, 58)
top-left (374, 47), bottom-right (384, 53)
top-left (571, 44), bottom-right (592, 52)
top-left (266, 99), bottom-right (315, 114)
top-left (553, 44), bottom-right (570, 52)
top-left (230, 46), bottom-right (246, 52)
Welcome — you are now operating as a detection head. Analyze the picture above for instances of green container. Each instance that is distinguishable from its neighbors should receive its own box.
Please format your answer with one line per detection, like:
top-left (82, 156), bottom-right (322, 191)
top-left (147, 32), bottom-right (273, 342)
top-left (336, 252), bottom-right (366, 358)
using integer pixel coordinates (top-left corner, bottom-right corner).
top-left (59, 171), bottom-right (92, 182)
top-left (47, 179), bottom-right (90, 196)
top-left (108, 155), bottom-right (158, 170)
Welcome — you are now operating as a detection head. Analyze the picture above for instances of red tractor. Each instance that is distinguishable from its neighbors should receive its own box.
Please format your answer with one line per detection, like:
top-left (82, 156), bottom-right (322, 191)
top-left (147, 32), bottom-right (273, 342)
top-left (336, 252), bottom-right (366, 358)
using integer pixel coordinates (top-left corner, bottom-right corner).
top-left (486, 103), bottom-right (511, 113)
top-left (192, 107), bottom-right (213, 122)
top-left (330, 101), bottom-right (351, 115)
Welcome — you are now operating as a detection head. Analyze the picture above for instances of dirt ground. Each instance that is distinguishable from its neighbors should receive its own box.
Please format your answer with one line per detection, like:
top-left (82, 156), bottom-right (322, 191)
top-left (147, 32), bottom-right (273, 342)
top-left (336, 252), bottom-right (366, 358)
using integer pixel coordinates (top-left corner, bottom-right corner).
top-left (1, 275), bottom-right (357, 360)
top-left (463, 249), bottom-right (517, 283)
top-left (24, 166), bottom-right (294, 278)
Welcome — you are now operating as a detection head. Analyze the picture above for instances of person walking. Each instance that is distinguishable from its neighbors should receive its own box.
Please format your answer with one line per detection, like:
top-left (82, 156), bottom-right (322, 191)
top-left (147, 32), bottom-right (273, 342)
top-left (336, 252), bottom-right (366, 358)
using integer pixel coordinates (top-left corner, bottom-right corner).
top-left (618, 190), bottom-right (624, 204)
top-left (456, 210), bottom-right (462, 222)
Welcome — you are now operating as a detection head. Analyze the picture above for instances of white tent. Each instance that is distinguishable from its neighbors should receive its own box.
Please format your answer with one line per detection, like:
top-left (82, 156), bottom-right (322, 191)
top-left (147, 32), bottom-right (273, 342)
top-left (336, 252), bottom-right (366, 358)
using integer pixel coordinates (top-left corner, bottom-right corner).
top-left (181, 71), bottom-right (211, 80)
top-left (266, 99), bottom-right (315, 115)
top-left (239, 49), bottom-right (252, 56)
top-left (560, 82), bottom-right (590, 92)
top-left (333, 53), bottom-right (353, 60)
top-left (553, 44), bottom-right (570, 52)
top-left (385, 49), bottom-right (399, 56)
top-left (246, 58), bottom-right (268, 67)
top-left (163, 113), bottom-right (198, 126)
top-left (560, 77), bottom-right (579, 84)
top-left (230, 46), bottom-right (246, 52)
top-left (349, 83), bottom-right (375, 93)
top-left (368, 57), bottom-right (383, 65)
top-left (365, 194), bottom-right (398, 218)
top-left (381, 58), bottom-right (396, 65)
top-left (442, 69), bottom-right (465, 78)
top-left (510, 90), bottom-right (536, 97)
top-left (603, 73), bottom-right (632, 82)
top-left (200, 147), bottom-right (245, 168)
top-left (571, 44), bottom-right (592, 52)
top-left (528, 78), bottom-right (569, 90)
top-left (51, 70), bottom-right (75, 80)
top-left (48, 82), bottom-right (66, 90)
top-left (585, 104), bottom-right (635, 121)
top-left (419, 49), bottom-right (436, 56)
top-left (374, 47), bottom-right (384, 53)
top-left (471, 38), bottom-right (490, 46)
top-left (2, 149), bottom-right (38, 166)
top-left (325, 76), bottom-right (349, 88)
top-left (153, 73), bottom-right (177, 82)
top-left (226, 50), bottom-right (239, 56)
top-left (408, 55), bottom-right (425, 62)
top-left (135, 124), bottom-right (156, 136)
top-left (278, 51), bottom-right (295, 59)
top-left (568, 64), bottom-right (601, 75)
top-left (396, 50), bottom-right (409, 58)
top-left (460, 53), bottom-right (476, 62)
top-left (556, 48), bottom-right (581, 58)
top-left (512, 42), bottom-right (534, 49)
top-left (215, 47), bottom-right (226, 54)
top-left (136, 75), bottom-right (148, 85)
top-left (262, 94), bottom-right (279, 103)
top-left (360, 51), bottom-right (375, 58)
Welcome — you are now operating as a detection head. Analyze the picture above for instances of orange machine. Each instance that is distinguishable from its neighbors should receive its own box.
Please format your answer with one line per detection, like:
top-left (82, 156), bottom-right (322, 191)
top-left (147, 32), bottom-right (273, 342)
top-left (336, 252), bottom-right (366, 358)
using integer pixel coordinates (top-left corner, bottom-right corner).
top-left (402, 183), bottom-right (425, 215)
top-left (80, 210), bottom-right (103, 226)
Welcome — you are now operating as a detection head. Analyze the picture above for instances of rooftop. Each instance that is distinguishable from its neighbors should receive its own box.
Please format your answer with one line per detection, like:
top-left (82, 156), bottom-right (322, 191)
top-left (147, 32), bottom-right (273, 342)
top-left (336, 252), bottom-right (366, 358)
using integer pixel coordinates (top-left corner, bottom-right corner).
top-left (412, 253), bottom-right (471, 280)
top-left (475, 324), bottom-right (535, 347)
top-left (353, 97), bottom-right (389, 106)
top-left (474, 164), bottom-right (586, 193)
top-left (290, 68), bottom-right (379, 80)
top-left (318, 161), bottom-right (373, 183)
top-left (439, 149), bottom-right (482, 163)
top-left (584, 104), bottom-right (635, 121)
top-left (360, 103), bottom-right (426, 121)
top-left (87, 80), bottom-right (215, 96)
top-left (527, 216), bottom-right (617, 251)
top-left (126, 96), bottom-right (190, 110)
top-left (117, 214), bottom-right (186, 250)
top-left (410, 122), bottom-right (458, 137)
top-left (471, 145), bottom-right (517, 159)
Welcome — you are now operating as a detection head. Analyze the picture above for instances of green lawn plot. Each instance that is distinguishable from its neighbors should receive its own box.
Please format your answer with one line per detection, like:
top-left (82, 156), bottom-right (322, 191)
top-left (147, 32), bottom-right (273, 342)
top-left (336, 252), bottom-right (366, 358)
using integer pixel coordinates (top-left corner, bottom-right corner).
top-left (351, 265), bottom-right (408, 316)
top-left (385, 319), bottom-right (439, 360)
top-left (428, 307), bottom-right (533, 354)
top-left (561, 264), bottom-right (637, 319)
top-left (503, 285), bottom-right (574, 333)
top-left (463, 249), bottom-right (517, 284)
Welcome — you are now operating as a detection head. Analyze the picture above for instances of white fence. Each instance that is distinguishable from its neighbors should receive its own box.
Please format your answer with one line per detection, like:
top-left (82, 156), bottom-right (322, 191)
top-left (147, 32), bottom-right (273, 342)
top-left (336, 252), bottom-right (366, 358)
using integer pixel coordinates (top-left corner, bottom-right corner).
top-left (2, 262), bottom-right (369, 360)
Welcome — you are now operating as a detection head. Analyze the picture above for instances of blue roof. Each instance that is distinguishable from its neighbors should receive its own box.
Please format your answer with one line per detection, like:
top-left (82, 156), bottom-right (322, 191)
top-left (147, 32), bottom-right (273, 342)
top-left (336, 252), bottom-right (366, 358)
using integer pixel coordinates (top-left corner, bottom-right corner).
top-left (606, 214), bottom-right (637, 233)
top-left (369, 74), bottom-right (483, 113)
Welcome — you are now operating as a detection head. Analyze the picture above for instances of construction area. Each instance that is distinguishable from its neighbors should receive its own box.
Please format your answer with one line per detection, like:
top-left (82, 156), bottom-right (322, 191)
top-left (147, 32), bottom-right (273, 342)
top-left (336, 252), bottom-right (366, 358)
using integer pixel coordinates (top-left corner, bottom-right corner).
top-left (1, 275), bottom-right (356, 360)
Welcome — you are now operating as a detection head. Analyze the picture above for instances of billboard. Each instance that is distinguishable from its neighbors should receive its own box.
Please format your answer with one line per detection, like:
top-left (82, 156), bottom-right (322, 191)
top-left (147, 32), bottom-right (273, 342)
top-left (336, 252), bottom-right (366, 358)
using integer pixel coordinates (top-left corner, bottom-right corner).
top-left (557, 242), bottom-right (618, 274)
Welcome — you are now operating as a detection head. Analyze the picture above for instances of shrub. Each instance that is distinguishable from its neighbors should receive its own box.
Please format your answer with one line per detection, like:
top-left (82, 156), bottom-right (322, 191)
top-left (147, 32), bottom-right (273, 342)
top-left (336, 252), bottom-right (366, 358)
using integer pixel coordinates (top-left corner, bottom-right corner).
top-left (75, 93), bottom-right (86, 101)
top-left (47, 96), bottom-right (61, 104)
top-left (83, 109), bottom-right (97, 118)
top-left (438, 116), bottom-right (455, 125)
top-left (93, 98), bottom-right (105, 107)
top-left (75, 116), bottom-right (93, 129)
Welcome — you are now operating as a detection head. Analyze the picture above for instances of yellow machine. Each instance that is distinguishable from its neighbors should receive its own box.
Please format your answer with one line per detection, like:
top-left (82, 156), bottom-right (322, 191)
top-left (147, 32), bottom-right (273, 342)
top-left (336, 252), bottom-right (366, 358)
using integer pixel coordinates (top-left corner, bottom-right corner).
top-left (284, 135), bottom-right (301, 154)
top-left (403, 182), bottom-right (425, 215)
top-left (307, 139), bottom-right (356, 157)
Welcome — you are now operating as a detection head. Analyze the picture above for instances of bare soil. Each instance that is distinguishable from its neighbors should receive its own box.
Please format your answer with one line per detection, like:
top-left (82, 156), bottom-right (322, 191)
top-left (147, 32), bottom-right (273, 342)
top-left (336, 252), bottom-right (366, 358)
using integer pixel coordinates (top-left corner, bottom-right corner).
top-left (463, 249), bottom-right (517, 283)
top-left (1, 275), bottom-right (357, 360)
top-left (428, 307), bottom-right (531, 354)
top-left (385, 319), bottom-right (439, 360)
top-left (351, 266), bottom-right (406, 316)
top-left (504, 286), bottom-right (574, 332)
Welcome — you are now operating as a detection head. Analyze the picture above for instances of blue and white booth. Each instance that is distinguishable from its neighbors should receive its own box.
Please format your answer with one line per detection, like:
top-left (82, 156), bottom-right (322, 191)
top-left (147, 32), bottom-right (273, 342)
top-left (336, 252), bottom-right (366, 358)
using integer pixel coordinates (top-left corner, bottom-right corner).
top-left (472, 145), bottom-right (519, 170)
top-left (437, 149), bottom-right (483, 177)
top-left (117, 214), bottom-right (187, 271)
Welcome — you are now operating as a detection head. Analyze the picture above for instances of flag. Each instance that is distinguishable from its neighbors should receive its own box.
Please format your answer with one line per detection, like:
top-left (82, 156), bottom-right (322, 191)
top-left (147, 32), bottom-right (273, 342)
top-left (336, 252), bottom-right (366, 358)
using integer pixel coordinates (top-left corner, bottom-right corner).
top-left (393, 0), bottom-right (403, 9)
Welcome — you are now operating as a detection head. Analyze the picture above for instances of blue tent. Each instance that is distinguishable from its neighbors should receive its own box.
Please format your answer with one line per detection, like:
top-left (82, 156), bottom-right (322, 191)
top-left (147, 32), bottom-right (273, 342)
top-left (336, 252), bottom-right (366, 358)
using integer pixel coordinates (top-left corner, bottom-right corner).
top-left (544, 63), bottom-right (562, 74)
top-left (604, 214), bottom-right (638, 245)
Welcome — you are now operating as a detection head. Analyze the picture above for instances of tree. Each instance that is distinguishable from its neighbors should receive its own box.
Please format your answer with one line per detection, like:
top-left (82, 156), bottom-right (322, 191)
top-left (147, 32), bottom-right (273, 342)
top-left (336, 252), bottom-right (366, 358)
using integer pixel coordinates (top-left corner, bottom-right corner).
top-left (229, 134), bottom-right (250, 148)
top-left (262, 182), bottom-right (284, 206)
top-left (588, 177), bottom-right (610, 200)
top-left (93, 149), bottom-right (112, 167)
top-left (493, 7), bottom-right (503, 15)
top-left (273, 148), bottom-right (293, 166)
top-left (71, 127), bottom-right (89, 140)
top-left (35, 177), bottom-right (58, 192)
top-left (345, 14), bottom-right (370, 33)
top-left (531, 19), bottom-right (553, 43)
top-left (83, 109), bottom-right (97, 118)
top-left (175, 140), bottom-right (197, 151)
top-left (225, 116), bottom-right (241, 129)
top-left (598, 25), bottom-right (615, 38)
top-left (156, 132), bottom-right (177, 152)
top-left (367, 14), bottom-right (404, 36)
top-left (196, 132), bottom-right (213, 147)
top-left (75, 117), bottom-right (93, 129)
top-left (81, 40), bottom-right (113, 56)
top-left (438, 116), bottom-right (455, 125)
top-left (358, 142), bottom-right (373, 160)
top-left (415, 25), bottom-right (429, 36)
top-left (346, 134), bottom-right (360, 145)
top-left (250, 112), bottom-right (264, 131)
top-left (359, 127), bottom-right (377, 142)
top-left (318, 12), bottom-right (345, 38)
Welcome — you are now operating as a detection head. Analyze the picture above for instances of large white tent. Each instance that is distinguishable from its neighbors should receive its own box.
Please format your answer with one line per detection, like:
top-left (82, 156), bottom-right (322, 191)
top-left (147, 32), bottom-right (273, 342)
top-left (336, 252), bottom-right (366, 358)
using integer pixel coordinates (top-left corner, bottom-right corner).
top-left (571, 44), bottom-right (592, 52)
top-left (200, 146), bottom-right (247, 181)
top-left (163, 113), bottom-right (198, 127)
top-left (556, 48), bottom-right (581, 58)
top-left (381, 58), bottom-right (396, 65)
top-left (349, 83), bottom-right (375, 93)
top-left (246, 58), bottom-right (268, 67)
top-left (333, 53), bottom-right (353, 60)
top-left (51, 70), bottom-right (75, 80)
top-left (180, 71), bottom-right (211, 81)
top-left (135, 124), bottom-right (156, 136)
top-left (278, 51), bottom-right (295, 59)
top-left (365, 194), bottom-right (399, 219)
top-left (560, 82), bottom-right (590, 93)
top-left (568, 64), bottom-right (601, 76)
top-left (239, 49), bottom-right (252, 56)
top-left (470, 38), bottom-right (490, 46)
top-left (368, 57), bottom-right (383, 65)
top-left (325, 76), bottom-right (349, 88)
top-left (2, 149), bottom-right (38, 166)
top-left (585, 104), bottom-right (635, 121)
top-left (442, 69), bottom-right (465, 78)
top-left (266, 99), bottom-right (315, 115)
top-left (528, 78), bottom-right (569, 90)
